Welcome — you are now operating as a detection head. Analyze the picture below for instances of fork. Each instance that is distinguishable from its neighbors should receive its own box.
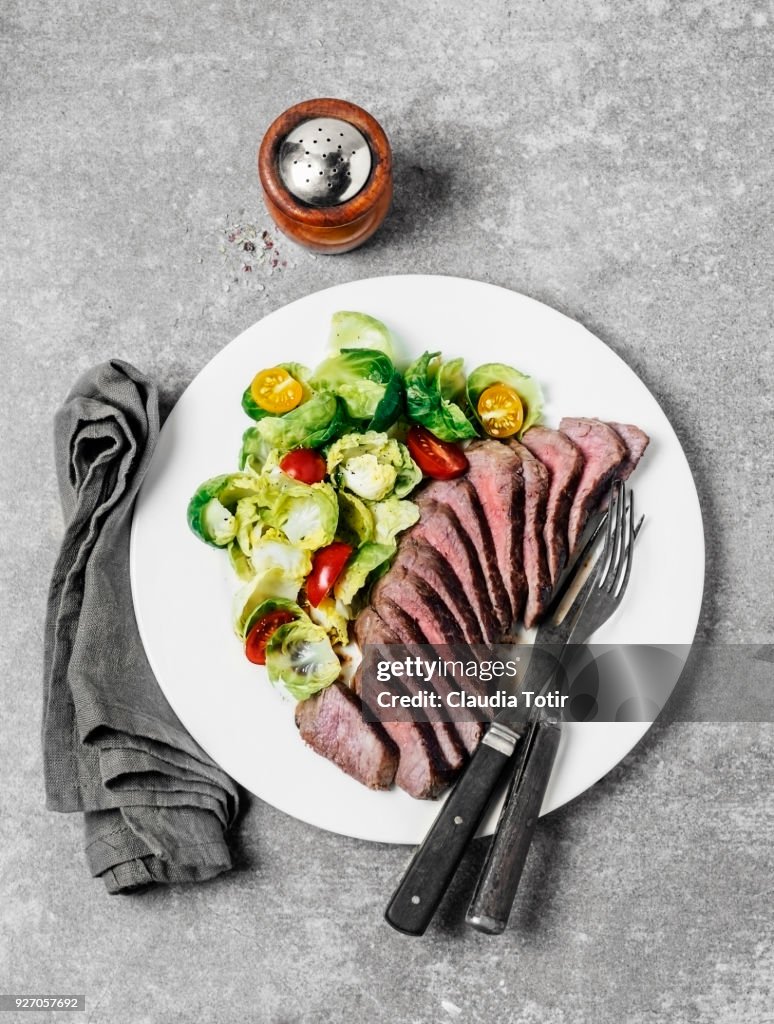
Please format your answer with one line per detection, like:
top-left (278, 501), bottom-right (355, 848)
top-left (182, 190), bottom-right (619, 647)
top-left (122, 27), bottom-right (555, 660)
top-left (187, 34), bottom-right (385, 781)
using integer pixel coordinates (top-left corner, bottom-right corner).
top-left (465, 480), bottom-right (637, 934)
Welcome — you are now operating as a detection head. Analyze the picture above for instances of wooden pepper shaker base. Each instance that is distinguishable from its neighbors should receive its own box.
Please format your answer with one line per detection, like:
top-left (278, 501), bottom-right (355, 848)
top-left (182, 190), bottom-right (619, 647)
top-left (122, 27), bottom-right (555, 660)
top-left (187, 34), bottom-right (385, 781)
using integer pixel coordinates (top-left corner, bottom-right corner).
top-left (258, 98), bottom-right (393, 255)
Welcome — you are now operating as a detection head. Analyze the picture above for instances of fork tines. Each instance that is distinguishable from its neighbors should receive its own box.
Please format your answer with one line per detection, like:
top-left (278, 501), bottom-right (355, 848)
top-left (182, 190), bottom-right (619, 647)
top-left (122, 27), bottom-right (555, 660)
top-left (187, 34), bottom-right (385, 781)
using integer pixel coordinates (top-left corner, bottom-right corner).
top-left (598, 479), bottom-right (635, 598)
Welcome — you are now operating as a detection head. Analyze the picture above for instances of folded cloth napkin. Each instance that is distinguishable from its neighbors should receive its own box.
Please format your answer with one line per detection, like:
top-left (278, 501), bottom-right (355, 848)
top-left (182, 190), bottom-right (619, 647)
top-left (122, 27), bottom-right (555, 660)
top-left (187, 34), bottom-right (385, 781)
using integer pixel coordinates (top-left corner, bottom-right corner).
top-left (43, 360), bottom-right (240, 893)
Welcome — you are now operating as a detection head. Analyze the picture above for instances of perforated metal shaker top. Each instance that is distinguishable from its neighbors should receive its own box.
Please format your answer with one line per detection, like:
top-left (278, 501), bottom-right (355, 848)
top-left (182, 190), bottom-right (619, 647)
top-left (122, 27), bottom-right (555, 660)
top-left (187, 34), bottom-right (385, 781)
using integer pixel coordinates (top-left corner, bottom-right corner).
top-left (278, 118), bottom-right (372, 207)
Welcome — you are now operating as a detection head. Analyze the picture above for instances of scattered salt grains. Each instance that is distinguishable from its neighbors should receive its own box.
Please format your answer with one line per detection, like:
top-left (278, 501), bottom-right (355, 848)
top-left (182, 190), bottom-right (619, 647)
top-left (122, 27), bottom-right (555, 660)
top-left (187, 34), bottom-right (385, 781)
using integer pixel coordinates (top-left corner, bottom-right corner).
top-left (441, 1000), bottom-right (462, 1017)
top-left (219, 218), bottom-right (289, 288)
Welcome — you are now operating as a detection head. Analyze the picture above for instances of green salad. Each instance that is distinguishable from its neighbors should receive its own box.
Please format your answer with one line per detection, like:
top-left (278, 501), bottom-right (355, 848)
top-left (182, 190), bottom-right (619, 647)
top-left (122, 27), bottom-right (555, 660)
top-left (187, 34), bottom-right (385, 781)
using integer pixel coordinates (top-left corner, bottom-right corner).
top-left (186, 311), bottom-right (543, 701)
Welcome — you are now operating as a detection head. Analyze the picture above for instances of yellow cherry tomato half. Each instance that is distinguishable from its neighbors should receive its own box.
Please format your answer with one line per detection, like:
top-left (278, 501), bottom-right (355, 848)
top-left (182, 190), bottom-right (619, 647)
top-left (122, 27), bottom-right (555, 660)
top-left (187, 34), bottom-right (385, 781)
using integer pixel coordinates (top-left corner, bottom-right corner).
top-left (250, 367), bottom-right (303, 414)
top-left (477, 384), bottom-right (524, 438)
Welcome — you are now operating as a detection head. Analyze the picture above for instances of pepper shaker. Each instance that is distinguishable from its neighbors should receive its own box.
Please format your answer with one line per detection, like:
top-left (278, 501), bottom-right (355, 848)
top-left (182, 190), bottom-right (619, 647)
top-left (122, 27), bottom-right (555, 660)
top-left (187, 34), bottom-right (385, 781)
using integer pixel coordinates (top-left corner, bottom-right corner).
top-left (258, 98), bottom-right (393, 254)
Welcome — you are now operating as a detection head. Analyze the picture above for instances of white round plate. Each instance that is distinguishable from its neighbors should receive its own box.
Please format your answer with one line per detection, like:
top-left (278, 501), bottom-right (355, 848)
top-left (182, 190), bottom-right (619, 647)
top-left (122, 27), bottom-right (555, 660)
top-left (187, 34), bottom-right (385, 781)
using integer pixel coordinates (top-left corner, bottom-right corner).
top-left (131, 275), bottom-right (704, 843)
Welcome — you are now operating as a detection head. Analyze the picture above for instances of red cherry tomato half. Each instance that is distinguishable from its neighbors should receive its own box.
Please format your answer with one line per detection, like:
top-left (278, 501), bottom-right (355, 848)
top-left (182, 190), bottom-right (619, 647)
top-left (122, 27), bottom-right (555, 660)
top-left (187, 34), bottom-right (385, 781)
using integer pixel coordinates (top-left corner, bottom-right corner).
top-left (245, 610), bottom-right (297, 665)
top-left (279, 448), bottom-right (327, 485)
top-left (306, 542), bottom-right (354, 607)
top-left (406, 425), bottom-right (469, 480)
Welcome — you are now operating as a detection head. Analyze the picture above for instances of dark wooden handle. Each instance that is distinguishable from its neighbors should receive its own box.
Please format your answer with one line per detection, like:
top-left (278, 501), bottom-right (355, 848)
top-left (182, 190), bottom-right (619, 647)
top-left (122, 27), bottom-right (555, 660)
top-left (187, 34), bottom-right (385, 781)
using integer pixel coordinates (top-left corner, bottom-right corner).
top-left (466, 719), bottom-right (561, 935)
top-left (385, 739), bottom-right (515, 936)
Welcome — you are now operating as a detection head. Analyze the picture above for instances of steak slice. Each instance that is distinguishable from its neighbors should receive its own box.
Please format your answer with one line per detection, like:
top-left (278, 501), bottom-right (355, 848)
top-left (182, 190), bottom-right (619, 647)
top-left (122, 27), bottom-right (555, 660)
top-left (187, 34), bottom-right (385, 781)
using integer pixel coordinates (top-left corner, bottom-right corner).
top-left (461, 440), bottom-right (527, 626)
top-left (507, 440), bottom-right (553, 628)
top-left (384, 668), bottom-right (466, 772)
top-left (358, 604), bottom-right (487, 753)
top-left (295, 682), bottom-right (398, 790)
top-left (394, 535), bottom-right (484, 644)
top-left (411, 498), bottom-right (500, 643)
top-left (354, 608), bottom-right (466, 778)
top-left (372, 573), bottom-right (493, 709)
top-left (521, 425), bottom-right (583, 584)
top-left (415, 477), bottom-right (512, 634)
top-left (358, 600), bottom-right (425, 646)
top-left (372, 564), bottom-right (467, 645)
top-left (350, 667), bottom-right (456, 799)
top-left (384, 717), bottom-right (456, 799)
top-left (607, 422), bottom-right (650, 481)
top-left (560, 417), bottom-right (627, 552)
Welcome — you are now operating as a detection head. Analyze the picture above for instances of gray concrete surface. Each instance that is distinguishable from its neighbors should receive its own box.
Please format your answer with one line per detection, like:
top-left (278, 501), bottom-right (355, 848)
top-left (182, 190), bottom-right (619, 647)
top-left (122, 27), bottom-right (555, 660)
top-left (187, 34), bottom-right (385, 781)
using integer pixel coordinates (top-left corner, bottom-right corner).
top-left (2, 1), bottom-right (773, 1022)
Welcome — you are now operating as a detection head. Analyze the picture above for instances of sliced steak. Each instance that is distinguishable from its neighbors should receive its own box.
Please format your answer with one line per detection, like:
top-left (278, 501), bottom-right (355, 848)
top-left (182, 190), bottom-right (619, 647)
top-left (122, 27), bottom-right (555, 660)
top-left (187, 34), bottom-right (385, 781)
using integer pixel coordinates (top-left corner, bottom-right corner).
top-left (295, 682), bottom-right (398, 790)
top-left (371, 571), bottom-right (491, 696)
top-left (440, 707), bottom-right (485, 756)
top-left (358, 603), bottom-right (487, 753)
top-left (507, 440), bottom-right (553, 628)
top-left (389, 669), bottom-right (466, 771)
top-left (354, 607), bottom-right (466, 776)
top-left (462, 440), bottom-right (527, 626)
top-left (394, 535), bottom-right (484, 644)
top-left (350, 665), bottom-right (455, 799)
top-left (607, 422), bottom-right (650, 481)
top-left (375, 596), bottom-right (492, 711)
top-left (372, 564), bottom-right (467, 645)
top-left (560, 417), bottom-right (628, 552)
top-left (411, 498), bottom-right (500, 643)
top-left (385, 718), bottom-right (456, 799)
top-left (521, 425), bottom-right (583, 584)
top-left (415, 477), bottom-right (512, 633)
top-left (353, 605), bottom-right (395, 648)
top-left (358, 600), bottom-right (425, 646)
top-left (371, 567), bottom-right (486, 744)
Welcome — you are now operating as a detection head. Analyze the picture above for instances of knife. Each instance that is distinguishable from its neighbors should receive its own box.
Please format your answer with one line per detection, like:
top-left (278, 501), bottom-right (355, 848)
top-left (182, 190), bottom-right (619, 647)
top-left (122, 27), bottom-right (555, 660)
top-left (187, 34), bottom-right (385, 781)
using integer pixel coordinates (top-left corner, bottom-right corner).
top-left (384, 512), bottom-right (609, 936)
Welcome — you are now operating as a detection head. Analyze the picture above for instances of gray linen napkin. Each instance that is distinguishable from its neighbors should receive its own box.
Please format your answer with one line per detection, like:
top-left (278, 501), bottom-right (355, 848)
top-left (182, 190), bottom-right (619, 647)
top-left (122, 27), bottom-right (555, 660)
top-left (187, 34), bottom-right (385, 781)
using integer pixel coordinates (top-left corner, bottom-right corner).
top-left (43, 360), bottom-right (240, 893)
